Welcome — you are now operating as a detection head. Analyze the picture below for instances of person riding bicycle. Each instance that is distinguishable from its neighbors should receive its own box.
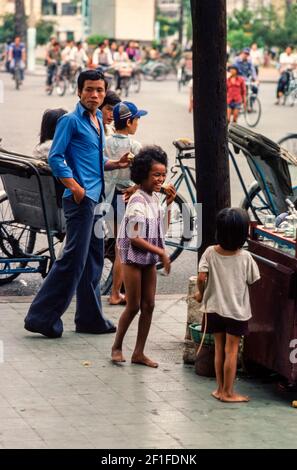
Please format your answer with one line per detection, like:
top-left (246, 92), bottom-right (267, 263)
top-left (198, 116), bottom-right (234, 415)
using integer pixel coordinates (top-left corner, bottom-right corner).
top-left (178, 48), bottom-right (193, 86)
top-left (92, 42), bottom-right (112, 71)
top-left (113, 44), bottom-right (132, 93)
top-left (275, 46), bottom-right (297, 105)
top-left (69, 41), bottom-right (88, 73)
top-left (4, 38), bottom-right (12, 73)
top-left (9, 36), bottom-right (26, 84)
top-left (45, 41), bottom-right (62, 91)
top-left (234, 48), bottom-right (259, 95)
top-left (61, 40), bottom-right (74, 80)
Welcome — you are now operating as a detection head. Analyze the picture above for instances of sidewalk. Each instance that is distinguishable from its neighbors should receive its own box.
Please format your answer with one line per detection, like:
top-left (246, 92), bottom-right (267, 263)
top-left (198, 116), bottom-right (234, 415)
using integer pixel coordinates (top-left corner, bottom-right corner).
top-left (258, 66), bottom-right (279, 83)
top-left (0, 294), bottom-right (296, 449)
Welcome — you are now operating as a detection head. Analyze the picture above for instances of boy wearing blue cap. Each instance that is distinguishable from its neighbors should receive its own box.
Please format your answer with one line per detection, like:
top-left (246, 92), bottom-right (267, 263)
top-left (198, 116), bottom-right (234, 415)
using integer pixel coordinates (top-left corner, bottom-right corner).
top-left (105, 101), bottom-right (148, 305)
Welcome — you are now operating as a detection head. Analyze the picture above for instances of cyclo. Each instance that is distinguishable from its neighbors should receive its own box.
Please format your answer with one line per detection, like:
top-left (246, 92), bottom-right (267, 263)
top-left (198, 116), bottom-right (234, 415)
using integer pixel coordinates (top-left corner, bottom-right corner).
top-left (0, 148), bottom-right (112, 294)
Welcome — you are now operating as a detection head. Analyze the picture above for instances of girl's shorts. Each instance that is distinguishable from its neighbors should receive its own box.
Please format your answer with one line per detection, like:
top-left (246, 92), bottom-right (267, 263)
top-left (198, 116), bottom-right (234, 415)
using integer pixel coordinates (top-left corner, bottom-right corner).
top-left (202, 312), bottom-right (249, 337)
top-left (228, 101), bottom-right (242, 110)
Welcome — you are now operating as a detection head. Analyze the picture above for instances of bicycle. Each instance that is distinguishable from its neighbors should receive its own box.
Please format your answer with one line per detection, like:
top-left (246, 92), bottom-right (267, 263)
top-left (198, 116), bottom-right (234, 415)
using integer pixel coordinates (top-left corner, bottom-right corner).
top-left (12, 61), bottom-right (23, 90)
top-left (46, 64), bottom-right (67, 97)
top-left (284, 71), bottom-right (297, 107)
top-left (240, 79), bottom-right (261, 128)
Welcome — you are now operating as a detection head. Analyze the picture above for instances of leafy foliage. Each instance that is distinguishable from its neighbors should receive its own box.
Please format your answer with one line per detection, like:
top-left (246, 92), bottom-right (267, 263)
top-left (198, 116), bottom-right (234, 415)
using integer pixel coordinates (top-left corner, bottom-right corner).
top-left (36, 20), bottom-right (56, 45)
top-left (228, 5), bottom-right (297, 50)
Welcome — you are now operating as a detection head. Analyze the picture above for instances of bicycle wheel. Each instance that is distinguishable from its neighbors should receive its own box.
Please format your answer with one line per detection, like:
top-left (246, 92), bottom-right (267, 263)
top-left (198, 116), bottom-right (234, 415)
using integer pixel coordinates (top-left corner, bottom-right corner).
top-left (156, 192), bottom-right (194, 270)
top-left (244, 95), bottom-right (261, 128)
top-left (278, 133), bottom-right (297, 187)
top-left (240, 181), bottom-right (273, 223)
top-left (287, 88), bottom-right (297, 107)
top-left (55, 77), bottom-right (67, 97)
top-left (14, 68), bottom-right (21, 90)
top-left (122, 77), bottom-right (130, 98)
top-left (131, 73), bottom-right (141, 94)
top-left (152, 65), bottom-right (168, 81)
top-left (0, 192), bottom-right (37, 285)
top-left (68, 78), bottom-right (77, 95)
top-left (100, 237), bottom-right (115, 295)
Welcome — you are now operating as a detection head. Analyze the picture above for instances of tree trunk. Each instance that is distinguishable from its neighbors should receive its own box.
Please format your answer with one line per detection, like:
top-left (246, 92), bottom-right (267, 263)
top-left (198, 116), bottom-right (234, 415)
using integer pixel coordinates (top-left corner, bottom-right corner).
top-left (15, 0), bottom-right (27, 41)
top-left (179, 0), bottom-right (184, 45)
top-left (285, 0), bottom-right (293, 12)
top-left (191, 0), bottom-right (230, 259)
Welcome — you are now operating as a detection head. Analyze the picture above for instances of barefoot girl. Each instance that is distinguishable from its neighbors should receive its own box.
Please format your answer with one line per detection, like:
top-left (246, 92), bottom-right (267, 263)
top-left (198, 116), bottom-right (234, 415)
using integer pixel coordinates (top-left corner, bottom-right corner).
top-left (111, 146), bottom-right (176, 367)
top-left (194, 208), bottom-right (260, 402)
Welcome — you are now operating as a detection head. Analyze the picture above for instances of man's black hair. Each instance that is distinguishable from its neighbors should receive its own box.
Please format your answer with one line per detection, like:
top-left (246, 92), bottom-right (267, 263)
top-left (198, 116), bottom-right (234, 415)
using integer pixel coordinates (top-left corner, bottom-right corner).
top-left (130, 146), bottom-right (168, 185)
top-left (216, 208), bottom-right (249, 251)
top-left (77, 69), bottom-right (108, 92)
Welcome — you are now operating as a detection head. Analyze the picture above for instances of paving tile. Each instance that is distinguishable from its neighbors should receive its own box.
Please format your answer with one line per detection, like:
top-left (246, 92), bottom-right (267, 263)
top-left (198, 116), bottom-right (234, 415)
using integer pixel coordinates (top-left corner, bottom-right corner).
top-left (0, 299), bottom-right (296, 450)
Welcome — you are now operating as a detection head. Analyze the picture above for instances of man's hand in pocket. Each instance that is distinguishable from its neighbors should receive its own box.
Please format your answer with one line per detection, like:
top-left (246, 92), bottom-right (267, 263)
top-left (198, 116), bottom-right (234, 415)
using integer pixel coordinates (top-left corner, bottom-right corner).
top-left (72, 186), bottom-right (85, 204)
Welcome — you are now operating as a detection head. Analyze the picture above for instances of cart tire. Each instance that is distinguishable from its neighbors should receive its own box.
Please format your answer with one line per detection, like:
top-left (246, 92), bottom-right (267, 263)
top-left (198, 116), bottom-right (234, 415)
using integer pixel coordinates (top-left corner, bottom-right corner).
top-left (0, 193), bottom-right (36, 285)
top-left (240, 181), bottom-right (273, 223)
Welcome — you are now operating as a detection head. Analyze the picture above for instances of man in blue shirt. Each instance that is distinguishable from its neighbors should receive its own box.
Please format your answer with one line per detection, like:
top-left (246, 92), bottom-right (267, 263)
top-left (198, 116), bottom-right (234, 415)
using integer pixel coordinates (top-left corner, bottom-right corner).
top-left (234, 48), bottom-right (257, 82)
top-left (9, 36), bottom-right (26, 82)
top-left (24, 69), bottom-right (129, 338)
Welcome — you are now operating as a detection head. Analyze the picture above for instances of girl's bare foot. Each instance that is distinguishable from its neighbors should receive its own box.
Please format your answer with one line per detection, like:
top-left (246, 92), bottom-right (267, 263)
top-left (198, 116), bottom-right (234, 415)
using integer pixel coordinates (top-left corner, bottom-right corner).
top-left (131, 353), bottom-right (159, 368)
top-left (211, 390), bottom-right (222, 400)
top-left (111, 347), bottom-right (126, 363)
top-left (108, 294), bottom-right (126, 306)
top-left (220, 393), bottom-right (250, 403)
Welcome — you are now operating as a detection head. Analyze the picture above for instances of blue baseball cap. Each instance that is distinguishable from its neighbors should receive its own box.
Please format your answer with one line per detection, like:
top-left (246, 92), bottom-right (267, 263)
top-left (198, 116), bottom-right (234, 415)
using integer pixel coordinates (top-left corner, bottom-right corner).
top-left (113, 101), bottom-right (148, 127)
top-left (243, 47), bottom-right (250, 54)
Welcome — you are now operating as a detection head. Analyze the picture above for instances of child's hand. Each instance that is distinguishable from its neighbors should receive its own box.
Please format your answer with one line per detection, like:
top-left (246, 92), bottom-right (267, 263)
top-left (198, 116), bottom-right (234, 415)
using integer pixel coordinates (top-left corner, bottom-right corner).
top-left (163, 183), bottom-right (176, 205)
top-left (122, 185), bottom-right (137, 203)
top-left (160, 251), bottom-right (171, 275)
top-left (118, 153), bottom-right (130, 169)
top-left (193, 291), bottom-right (203, 303)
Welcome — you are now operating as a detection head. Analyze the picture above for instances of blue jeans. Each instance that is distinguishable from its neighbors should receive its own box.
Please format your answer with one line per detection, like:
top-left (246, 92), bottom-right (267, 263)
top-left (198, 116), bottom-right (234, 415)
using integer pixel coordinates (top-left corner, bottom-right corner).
top-left (25, 196), bottom-right (114, 336)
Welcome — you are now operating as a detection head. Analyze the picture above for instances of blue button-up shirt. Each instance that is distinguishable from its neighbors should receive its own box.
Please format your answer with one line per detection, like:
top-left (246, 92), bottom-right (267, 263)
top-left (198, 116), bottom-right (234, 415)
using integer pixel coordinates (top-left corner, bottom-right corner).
top-left (48, 102), bottom-right (108, 202)
top-left (234, 57), bottom-right (257, 81)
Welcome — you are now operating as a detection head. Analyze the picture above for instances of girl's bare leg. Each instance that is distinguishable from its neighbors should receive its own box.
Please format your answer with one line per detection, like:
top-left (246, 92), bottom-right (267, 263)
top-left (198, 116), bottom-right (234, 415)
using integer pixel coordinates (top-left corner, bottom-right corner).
top-left (221, 334), bottom-right (249, 402)
top-left (212, 333), bottom-right (226, 400)
top-left (233, 108), bottom-right (239, 123)
top-left (227, 108), bottom-right (232, 123)
top-left (111, 264), bottom-right (141, 363)
top-left (131, 265), bottom-right (158, 368)
top-left (109, 246), bottom-right (126, 305)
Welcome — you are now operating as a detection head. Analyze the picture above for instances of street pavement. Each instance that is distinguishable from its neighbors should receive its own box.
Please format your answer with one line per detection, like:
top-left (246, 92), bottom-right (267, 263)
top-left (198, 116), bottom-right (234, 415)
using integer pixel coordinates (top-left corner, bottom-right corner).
top-left (0, 70), bottom-right (297, 297)
top-left (0, 295), bottom-right (296, 449)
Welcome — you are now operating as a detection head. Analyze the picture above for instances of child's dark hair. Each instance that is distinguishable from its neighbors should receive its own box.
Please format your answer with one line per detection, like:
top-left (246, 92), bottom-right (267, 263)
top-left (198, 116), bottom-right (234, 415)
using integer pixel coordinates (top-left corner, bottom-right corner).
top-left (99, 90), bottom-right (121, 109)
top-left (77, 69), bottom-right (108, 92)
top-left (130, 146), bottom-right (168, 185)
top-left (40, 108), bottom-right (67, 144)
top-left (114, 116), bottom-right (136, 131)
top-left (216, 208), bottom-right (249, 251)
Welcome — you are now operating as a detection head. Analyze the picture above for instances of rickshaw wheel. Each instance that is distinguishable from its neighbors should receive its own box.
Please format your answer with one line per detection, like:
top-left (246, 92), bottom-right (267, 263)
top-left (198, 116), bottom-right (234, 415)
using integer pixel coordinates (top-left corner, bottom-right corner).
top-left (0, 193), bottom-right (36, 285)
